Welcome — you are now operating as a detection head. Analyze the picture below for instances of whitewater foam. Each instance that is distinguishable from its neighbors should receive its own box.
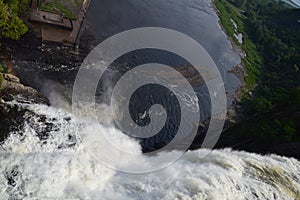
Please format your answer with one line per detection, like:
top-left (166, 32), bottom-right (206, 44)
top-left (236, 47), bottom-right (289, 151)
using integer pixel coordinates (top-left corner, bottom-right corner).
top-left (0, 102), bottom-right (300, 199)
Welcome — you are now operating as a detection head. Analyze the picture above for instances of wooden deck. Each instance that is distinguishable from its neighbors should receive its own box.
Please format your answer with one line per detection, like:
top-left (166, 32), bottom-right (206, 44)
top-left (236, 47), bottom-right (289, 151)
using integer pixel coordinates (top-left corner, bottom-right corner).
top-left (28, 0), bottom-right (91, 47)
top-left (30, 9), bottom-right (73, 29)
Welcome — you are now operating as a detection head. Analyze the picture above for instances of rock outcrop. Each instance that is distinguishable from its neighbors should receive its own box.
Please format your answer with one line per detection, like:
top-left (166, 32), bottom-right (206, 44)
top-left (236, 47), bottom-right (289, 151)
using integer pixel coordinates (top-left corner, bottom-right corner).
top-left (1, 73), bottom-right (49, 105)
top-left (0, 73), bottom-right (50, 142)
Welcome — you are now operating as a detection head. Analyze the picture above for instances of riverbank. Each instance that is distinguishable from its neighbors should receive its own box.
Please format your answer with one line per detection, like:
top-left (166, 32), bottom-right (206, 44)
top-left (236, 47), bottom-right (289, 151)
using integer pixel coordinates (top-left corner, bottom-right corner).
top-left (213, 0), bottom-right (300, 160)
top-left (0, 46), bottom-right (48, 97)
top-left (0, 70), bottom-right (50, 141)
top-left (213, 0), bottom-right (261, 93)
top-left (0, 19), bottom-right (99, 141)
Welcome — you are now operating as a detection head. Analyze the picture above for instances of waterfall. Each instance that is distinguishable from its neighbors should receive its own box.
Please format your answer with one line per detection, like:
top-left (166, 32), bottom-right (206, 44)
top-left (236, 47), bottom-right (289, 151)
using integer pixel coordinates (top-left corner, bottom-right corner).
top-left (0, 101), bottom-right (299, 199)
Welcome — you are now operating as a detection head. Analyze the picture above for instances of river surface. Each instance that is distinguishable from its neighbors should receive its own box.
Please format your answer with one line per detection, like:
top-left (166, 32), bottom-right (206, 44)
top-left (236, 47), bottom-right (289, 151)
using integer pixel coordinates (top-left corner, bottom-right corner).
top-left (14, 0), bottom-right (241, 106)
top-left (86, 0), bottom-right (241, 103)
top-left (10, 0), bottom-right (244, 151)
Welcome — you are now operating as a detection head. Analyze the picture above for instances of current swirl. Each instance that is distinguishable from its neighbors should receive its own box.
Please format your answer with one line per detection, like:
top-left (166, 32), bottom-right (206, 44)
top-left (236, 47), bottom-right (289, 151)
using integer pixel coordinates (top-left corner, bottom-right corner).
top-left (72, 27), bottom-right (226, 173)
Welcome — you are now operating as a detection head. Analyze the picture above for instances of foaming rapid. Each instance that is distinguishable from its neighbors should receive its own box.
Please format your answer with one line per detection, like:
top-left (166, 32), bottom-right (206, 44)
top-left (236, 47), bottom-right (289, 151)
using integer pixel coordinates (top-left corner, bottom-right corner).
top-left (0, 102), bottom-right (300, 200)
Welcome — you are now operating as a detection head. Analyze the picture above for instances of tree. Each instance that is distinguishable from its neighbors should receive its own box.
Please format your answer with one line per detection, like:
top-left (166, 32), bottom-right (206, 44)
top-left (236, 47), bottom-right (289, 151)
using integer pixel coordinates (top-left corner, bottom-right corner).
top-left (228, 0), bottom-right (246, 9)
top-left (0, 0), bottom-right (28, 40)
top-left (0, 64), bottom-right (3, 91)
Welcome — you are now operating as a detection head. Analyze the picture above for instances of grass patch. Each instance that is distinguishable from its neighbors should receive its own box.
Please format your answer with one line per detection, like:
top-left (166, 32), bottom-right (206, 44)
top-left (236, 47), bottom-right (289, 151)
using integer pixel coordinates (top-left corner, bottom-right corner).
top-left (39, 0), bottom-right (79, 19)
top-left (241, 38), bottom-right (261, 90)
top-left (214, 0), bottom-right (262, 91)
top-left (214, 0), bottom-right (244, 42)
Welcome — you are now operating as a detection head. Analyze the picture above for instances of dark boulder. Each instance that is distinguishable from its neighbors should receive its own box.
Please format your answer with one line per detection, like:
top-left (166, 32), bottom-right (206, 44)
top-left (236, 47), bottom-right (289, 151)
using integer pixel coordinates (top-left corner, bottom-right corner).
top-left (0, 103), bottom-right (28, 142)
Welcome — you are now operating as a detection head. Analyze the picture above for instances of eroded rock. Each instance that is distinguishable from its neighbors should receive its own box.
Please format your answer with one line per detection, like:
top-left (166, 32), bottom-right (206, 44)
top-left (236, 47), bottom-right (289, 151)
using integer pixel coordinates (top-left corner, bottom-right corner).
top-left (0, 73), bottom-right (50, 143)
top-left (1, 73), bottom-right (50, 105)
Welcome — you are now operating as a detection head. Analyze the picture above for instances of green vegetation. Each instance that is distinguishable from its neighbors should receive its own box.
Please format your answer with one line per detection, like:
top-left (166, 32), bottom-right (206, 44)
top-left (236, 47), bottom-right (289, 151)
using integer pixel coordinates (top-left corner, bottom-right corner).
top-left (40, 0), bottom-right (74, 19)
top-left (39, 0), bottom-right (83, 19)
top-left (214, 0), bottom-right (262, 90)
top-left (214, 0), bottom-right (244, 41)
top-left (0, 0), bottom-right (28, 40)
top-left (227, 0), bottom-right (246, 9)
top-left (214, 0), bottom-right (300, 149)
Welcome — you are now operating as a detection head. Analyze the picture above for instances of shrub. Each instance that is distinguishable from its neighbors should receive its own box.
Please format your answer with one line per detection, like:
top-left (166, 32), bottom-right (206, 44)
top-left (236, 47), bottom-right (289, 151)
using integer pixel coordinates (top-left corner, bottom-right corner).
top-left (0, 0), bottom-right (28, 40)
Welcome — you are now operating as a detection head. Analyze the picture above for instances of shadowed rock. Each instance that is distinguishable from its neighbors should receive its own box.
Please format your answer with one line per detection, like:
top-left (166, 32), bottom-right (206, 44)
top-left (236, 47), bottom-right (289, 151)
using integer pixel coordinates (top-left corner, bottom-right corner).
top-left (1, 73), bottom-right (50, 105)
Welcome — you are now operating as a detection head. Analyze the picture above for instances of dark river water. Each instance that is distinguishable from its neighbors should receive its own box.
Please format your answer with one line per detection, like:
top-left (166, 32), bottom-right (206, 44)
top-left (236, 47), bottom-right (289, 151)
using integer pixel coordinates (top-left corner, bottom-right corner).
top-left (12, 0), bottom-right (241, 150)
top-left (13, 0), bottom-right (241, 96)
top-left (15, 0), bottom-right (241, 103)
top-left (86, 0), bottom-right (241, 89)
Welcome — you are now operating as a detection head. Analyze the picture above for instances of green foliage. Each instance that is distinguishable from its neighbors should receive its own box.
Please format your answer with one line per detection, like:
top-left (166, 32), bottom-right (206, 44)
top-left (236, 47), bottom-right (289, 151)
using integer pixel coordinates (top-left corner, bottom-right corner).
top-left (0, 0), bottom-right (28, 40)
top-left (214, 0), bottom-right (262, 90)
top-left (241, 38), bottom-right (261, 90)
top-left (4, 0), bottom-right (28, 14)
top-left (243, 1), bottom-right (300, 114)
top-left (227, 0), bottom-right (246, 9)
top-left (247, 96), bottom-right (272, 113)
top-left (282, 121), bottom-right (296, 142)
top-left (40, 0), bottom-right (76, 19)
top-left (252, 119), bottom-right (296, 143)
top-left (289, 87), bottom-right (300, 110)
top-left (215, 0), bottom-right (300, 148)
top-left (214, 0), bottom-right (244, 40)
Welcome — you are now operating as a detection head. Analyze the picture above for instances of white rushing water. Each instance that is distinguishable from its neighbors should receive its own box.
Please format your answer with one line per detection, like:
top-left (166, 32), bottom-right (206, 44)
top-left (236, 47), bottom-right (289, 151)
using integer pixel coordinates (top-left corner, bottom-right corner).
top-left (0, 102), bottom-right (300, 200)
top-left (282, 0), bottom-right (300, 8)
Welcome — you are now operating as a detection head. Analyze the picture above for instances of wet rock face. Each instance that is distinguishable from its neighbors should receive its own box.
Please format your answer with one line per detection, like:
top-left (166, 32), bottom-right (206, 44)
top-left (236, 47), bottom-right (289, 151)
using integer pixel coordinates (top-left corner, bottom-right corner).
top-left (0, 101), bottom-right (77, 148)
top-left (0, 73), bottom-right (50, 143)
top-left (0, 73), bottom-right (50, 105)
top-left (0, 103), bottom-right (27, 142)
